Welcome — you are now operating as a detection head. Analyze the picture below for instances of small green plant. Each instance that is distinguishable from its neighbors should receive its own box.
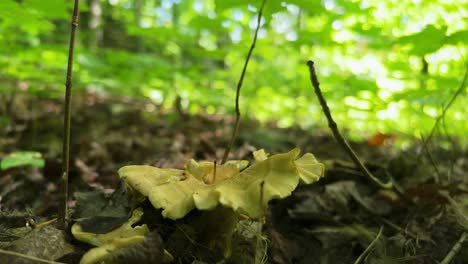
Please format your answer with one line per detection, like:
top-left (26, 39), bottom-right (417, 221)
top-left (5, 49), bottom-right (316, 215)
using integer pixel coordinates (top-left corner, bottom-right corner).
top-left (0, 151), bottom-right (45, 171)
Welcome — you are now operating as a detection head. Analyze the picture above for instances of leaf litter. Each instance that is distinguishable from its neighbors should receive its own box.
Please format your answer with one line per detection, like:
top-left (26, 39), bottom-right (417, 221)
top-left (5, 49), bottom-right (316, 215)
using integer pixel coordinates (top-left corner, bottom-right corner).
top-left (0, 95), bottom-right (467, 263)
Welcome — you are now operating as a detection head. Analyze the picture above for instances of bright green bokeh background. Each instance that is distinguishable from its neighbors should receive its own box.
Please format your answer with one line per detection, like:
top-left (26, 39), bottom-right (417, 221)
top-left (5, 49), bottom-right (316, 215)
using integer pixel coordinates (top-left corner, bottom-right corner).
top-left (0, 0), bottom-right (466, 145)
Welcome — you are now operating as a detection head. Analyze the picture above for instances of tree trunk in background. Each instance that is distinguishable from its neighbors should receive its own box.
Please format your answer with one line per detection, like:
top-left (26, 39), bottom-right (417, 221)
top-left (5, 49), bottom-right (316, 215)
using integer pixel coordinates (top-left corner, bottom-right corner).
top-left (88, 0), bottom-right (103, 51)
top-left (133, 0), bottom-right (145, 52)
top-left (297, 8), bottom-right (305, 30)
top-left (171, 1), bottom-right (178, 26)
top-left (171, 2), bottom-right (181, 104)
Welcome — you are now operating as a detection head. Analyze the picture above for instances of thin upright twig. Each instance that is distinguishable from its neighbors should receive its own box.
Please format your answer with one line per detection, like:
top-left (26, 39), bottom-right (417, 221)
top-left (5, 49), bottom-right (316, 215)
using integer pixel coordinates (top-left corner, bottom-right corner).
top-left (417, 63), bottom-right (468, 161)
top-left (221, 0), bottom-right (267, 164)
top-left (306, 61), bottom-right (393, 189)
top-left (58, 0), bottom-right (80, 229)
top-left (420, 134), bottom-right (442, 182)
top-left (353, 226), bottom-right (383, 264)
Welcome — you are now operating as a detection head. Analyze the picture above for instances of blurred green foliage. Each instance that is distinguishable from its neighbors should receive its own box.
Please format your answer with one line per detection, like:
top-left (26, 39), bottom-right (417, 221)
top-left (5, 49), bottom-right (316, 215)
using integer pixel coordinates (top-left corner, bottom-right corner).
top-left (0, 0), bottom-right (466, 144)
top-left (0, 151), bottom-right (45, 170)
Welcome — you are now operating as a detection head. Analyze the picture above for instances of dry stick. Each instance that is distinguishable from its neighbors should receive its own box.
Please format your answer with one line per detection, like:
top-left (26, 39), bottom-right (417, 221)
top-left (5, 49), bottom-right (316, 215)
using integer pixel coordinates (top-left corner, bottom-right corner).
top-left (417, 63), bottom-right (468, 161)
top-left (58, 0), bottom-right (80, 229)
top-left (306, 61), bottom-right (392, 189)
top-left (221, 0), bottom-right (267, 164)
top-left (440, 231), bottom-right (467, 264)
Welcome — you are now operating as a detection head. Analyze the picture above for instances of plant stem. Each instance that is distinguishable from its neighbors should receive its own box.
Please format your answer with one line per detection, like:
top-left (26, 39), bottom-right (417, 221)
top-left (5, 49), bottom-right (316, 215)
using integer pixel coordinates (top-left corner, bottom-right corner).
top-left (58, 0), bottom-right (80, 230)
top-left (420, 134), bottom-right (442, 182)
top-left (417, 63), bottom-right (468, 161)
top-left (353, 226), bottom-right (383, 264)
top-left (306, 61), bottom-right (393, 189)
top-left (221, 0), bottom-right (267, 164)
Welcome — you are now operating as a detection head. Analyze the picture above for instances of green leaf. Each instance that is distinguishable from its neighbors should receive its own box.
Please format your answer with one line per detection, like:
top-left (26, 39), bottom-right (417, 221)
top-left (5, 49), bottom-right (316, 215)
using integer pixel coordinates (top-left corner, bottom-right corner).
top-left (446, 30), bottom-right (468, 45)
top-left (286, 0), bottom-right (324, 14)
top-left (0, 0), bottom-right (22, 18)
top-left (215, 0), bottom-right (252, 11)
top-left (0, 151), bottom-right (45, 170)
top-left (23, 0), bottom-right (69, 19)
top-left (395, 25), bottom-right (447, 56)
top-left (0, 116), bottom-right (11, 126)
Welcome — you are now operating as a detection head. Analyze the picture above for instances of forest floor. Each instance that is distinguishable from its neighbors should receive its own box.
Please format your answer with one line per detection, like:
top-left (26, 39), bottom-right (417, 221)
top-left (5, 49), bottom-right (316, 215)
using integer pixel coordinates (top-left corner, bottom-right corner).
top-left (1, 92), bottom-right (467, 264)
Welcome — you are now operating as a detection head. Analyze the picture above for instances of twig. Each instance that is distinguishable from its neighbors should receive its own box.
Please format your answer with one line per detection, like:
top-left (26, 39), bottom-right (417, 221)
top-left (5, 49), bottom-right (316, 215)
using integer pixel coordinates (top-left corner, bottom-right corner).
top-left (441, 118), bottom-right (456, 181)
top-left (58, 0), bottom-right (80, 229)
top-left (306, 61), bottom-right (392, 189)
top-left (378, 217), bottom-right (435, 245)
top-left (420, 134), bottom-right (442, 183)
top-left (440, 231), bottom-right (467, 264)
top-left (221, 0), bottom-right (267, 164)
top-left (353, 226), bottom-right (383, 264)
top-left (0, 249), bottom-right (65, 264)
top-left (417, 63), bottom-right (468, 161)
